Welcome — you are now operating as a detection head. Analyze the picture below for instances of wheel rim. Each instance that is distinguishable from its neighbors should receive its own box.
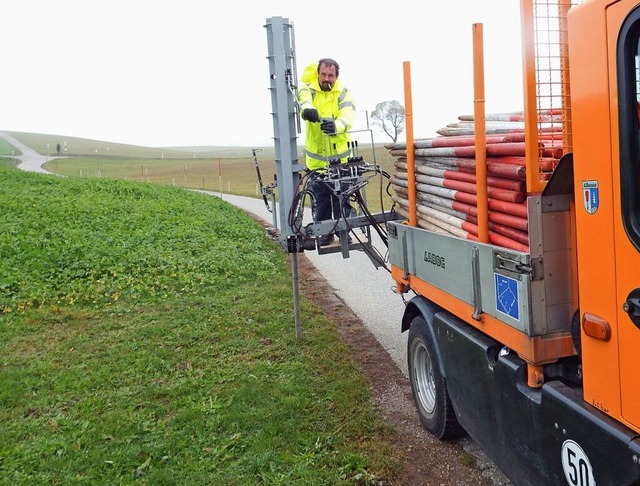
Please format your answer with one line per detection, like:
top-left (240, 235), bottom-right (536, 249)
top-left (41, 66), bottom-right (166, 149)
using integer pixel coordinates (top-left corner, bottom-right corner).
top-left (412, 340), bottom-right (436, 414)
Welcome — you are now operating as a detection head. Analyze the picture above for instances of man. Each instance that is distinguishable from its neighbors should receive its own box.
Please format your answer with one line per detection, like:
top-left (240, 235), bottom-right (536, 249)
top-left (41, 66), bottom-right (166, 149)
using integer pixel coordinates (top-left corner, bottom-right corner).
top-left (298, 58), bottom-right (356, 246)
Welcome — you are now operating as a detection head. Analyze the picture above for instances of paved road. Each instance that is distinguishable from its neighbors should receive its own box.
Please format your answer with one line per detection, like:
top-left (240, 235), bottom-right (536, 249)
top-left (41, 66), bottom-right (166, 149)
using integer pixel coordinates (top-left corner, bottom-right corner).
top-left (0, 131), bottom-right (57, 174)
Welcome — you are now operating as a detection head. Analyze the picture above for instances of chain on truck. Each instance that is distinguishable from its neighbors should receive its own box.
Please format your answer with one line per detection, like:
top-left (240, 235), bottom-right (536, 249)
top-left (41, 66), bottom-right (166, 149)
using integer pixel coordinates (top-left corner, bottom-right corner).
top-left (263, 1), bottom-right (640, 484)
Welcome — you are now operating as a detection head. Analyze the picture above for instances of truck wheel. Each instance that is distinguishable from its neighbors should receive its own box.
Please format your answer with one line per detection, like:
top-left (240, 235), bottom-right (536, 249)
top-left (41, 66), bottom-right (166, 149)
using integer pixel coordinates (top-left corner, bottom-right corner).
top-left (407, 315), bottom-right (464, 439)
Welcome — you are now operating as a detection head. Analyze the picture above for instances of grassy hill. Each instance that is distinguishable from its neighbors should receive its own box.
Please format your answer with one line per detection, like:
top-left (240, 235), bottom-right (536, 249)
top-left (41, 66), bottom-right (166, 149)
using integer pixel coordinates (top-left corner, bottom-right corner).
top-left (0, 167), bottom-right (399, 484)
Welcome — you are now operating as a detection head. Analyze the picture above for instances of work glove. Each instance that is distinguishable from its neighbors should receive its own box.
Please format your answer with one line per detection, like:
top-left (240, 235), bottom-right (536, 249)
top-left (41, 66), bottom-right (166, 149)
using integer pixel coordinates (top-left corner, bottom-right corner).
top-left (302, 108), bottom-right (320, 123)
top-left (320, 119), bottom-right (336, 134)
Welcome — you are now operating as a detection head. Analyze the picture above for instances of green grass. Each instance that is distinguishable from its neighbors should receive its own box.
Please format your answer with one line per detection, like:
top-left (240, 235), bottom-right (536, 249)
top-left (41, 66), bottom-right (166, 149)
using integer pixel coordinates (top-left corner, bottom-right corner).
top-left (0, 167), bottom-right (400, 484)
top-left (0, 138), bottom-right (19, 156)
top-left (0, 157), bottom-right (17, 168)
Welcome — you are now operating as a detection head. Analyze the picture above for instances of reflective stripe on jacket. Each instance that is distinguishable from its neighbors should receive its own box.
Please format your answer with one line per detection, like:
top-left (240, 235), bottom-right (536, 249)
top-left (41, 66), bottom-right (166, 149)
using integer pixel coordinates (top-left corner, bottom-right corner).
top-left (298, 63), bottom-right (356, 171)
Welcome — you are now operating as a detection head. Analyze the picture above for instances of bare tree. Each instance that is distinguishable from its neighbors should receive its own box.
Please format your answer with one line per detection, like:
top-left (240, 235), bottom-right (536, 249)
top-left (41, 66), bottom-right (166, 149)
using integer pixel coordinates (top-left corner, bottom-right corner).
top-left (371, 100), bottom-right (405, 143)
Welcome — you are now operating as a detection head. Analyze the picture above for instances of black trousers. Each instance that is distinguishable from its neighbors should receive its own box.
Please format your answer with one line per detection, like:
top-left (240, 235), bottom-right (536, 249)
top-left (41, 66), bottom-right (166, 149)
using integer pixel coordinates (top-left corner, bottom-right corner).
top-left (311, 180), bottom-right (352, 225)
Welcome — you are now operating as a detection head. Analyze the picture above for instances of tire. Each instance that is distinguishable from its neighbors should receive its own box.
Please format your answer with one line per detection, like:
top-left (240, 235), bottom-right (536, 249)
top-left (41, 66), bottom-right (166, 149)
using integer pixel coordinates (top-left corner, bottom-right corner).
top-left (407, 315), bottom-right (465, 440)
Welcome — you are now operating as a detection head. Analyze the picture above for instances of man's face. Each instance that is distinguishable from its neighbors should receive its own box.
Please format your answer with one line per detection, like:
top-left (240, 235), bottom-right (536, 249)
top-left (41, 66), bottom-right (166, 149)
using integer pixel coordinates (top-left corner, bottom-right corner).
top-left (318, 64), bottom-right (338, 91)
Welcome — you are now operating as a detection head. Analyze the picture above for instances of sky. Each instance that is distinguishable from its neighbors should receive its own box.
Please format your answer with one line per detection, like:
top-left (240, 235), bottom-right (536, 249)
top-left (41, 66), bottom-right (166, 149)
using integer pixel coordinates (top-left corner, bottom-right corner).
top-left (2, 1), bottom-right (523, 148)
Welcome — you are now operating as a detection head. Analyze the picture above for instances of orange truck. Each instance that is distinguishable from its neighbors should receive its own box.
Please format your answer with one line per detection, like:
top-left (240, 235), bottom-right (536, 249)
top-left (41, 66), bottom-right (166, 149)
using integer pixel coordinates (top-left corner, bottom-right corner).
top-left (265, 1), bottom-right (640, 481)
top-left (387, 0), bottom-right (640, 484)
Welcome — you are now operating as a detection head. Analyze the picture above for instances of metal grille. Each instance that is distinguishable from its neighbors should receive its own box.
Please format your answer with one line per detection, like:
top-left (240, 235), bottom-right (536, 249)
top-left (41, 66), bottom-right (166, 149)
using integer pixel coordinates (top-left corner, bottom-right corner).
top-left (533, 0), bottom-right (582, 159)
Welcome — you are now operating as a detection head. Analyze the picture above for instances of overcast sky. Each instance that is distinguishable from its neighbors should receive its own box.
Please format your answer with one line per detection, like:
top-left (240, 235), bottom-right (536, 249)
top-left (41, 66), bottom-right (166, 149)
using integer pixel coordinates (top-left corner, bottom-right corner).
top-left (2, 1), bottom-right (523, 148)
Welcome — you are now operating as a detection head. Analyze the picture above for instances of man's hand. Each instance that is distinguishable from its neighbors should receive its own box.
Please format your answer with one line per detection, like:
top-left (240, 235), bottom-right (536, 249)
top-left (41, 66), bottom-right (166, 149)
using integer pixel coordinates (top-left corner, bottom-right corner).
top-left (320, 119), bottom-right (336, 134)
top-left (302, 108), bottom-right (319, 123)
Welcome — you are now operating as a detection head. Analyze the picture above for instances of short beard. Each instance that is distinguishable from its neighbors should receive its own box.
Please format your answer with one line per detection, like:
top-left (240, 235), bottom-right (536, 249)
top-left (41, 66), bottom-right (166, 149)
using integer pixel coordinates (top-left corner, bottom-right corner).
top-left (320, 82), bottom-right (332, 91)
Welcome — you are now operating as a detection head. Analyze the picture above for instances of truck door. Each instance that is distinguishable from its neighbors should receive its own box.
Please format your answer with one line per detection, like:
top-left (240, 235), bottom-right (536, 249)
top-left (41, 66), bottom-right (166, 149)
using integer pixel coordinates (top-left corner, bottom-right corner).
top-left (610, 1), bottom-right (640, 431)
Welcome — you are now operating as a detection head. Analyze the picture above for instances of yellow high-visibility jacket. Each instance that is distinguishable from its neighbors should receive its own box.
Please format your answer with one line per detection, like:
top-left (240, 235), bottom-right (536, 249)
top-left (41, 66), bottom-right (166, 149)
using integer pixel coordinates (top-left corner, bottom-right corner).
top-left (298, 63), bottom-right (356, 171)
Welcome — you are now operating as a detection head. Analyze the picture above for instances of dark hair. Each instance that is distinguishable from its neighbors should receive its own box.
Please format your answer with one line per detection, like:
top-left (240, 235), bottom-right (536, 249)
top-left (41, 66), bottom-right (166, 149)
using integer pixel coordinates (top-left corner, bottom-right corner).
top-left (317, 58), bottom-right (340, 77)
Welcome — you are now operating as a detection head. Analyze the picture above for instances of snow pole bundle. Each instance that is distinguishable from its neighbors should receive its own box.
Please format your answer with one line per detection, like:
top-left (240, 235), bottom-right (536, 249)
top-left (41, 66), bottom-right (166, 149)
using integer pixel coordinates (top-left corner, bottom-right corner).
top-left (385, 134), bottom-right (517, 150)
top-left (393, 195), bottom-right (475, 240)
top-left (419, 201), bottom-right (529, 247)
top-left (414, 181), bottom-right (478, 206)
top-left (392, 186), bottom-right (529, 241)
top-left (412, 191), bottom-right (529, 230)
top-left (488, 198), bottom-right (528, 219)
top-left (482, 155), bottom-right (558, 172)
top-left (393, 194), bottom-right (529, 252)
top-left (486, 210), bottom-right (529, 231)
top-left (392, 181), bottom-right (409, 196)
top-left (416, 164), bottom-right (526, 192)
top-left (436, 124), bottom-right (562, 137)
top-left (394, 164), bottom-right (525, 191)
top-left (392, 179), bottom-right (530, 232)
top-left (489, 222), bottom-right (529, 245)
top-left (410, 156), bottom-right (527, 180)
top-left (391, 175), bottom-right (529, 220)
top-left (387, 110), bottom-right (568, 251)
top-left (411, 180), bottom-right (524, 209)
top-left (391, 142), bottom-right (560, 159)
top-left (390, 142), bottom-right (528, 158)
top-left (541, 146), bottom-right (564, 158)
top-left (421, 199), bottom-right (530, 237)
top-left (488, 232), bottom-right (529, 252)
top-left (538, 133), bottom-right (565, 141)
top-left (395, 205), bottom-right (472, 239)
top-left (414, 173), bottom-right (525, 203)
top-left (445, 120), bottom-right (562, 133)
top-left (457, 111), bottom-right (563, 123)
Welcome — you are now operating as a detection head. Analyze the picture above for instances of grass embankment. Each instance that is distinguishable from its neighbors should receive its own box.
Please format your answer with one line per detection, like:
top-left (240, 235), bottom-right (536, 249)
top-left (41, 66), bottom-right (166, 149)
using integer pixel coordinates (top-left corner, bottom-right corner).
top-left (0, 167), bottom-right (399, 484)
top-left (0, 138), bottom-right (19, 168)
top-left (0, 138), bottom-right (19, 156)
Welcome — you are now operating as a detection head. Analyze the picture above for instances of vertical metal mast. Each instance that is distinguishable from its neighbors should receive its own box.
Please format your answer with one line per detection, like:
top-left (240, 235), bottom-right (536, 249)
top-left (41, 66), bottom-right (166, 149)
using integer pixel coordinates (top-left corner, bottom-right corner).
top-left (265, 16), bottom-right (304, 249)
top-left (265, 16), bottom-right (303, 340)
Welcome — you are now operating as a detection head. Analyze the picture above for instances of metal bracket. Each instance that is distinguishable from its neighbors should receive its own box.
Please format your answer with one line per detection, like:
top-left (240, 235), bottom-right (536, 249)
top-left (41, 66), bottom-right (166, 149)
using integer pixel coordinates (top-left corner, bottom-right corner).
top-left (471, 246), bottom-right (483, 321)
top-left (494, 251), bottom-right (542, 281)
top-left (286, 235), bottom-right (302, 253)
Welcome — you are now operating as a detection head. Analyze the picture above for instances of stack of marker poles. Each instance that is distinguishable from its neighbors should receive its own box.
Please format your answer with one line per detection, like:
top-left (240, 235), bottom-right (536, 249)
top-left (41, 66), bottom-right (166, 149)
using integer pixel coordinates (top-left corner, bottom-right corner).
top-left (387, 112), bottom-right (564, 253)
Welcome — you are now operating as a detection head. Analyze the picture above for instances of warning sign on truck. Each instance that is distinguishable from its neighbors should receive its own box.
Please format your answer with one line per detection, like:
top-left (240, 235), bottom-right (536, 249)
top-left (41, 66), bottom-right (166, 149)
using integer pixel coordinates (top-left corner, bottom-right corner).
top-left (495, 273), bottom-right (519, 321)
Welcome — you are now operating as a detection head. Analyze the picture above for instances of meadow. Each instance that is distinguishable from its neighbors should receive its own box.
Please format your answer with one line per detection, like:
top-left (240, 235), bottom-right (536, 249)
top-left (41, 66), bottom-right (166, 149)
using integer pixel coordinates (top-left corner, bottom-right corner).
top-left (4, 130), bottom-right (397, 214)
top-left (0, 166), bottom-right (400, 484)
top-left (0, 138), bottom-right (20, 157)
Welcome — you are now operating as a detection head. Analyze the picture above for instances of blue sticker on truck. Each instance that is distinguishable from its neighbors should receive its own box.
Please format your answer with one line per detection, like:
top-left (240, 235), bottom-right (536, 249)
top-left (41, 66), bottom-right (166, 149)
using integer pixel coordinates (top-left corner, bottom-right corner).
top-left (495, 273), bottom-right (519, 320)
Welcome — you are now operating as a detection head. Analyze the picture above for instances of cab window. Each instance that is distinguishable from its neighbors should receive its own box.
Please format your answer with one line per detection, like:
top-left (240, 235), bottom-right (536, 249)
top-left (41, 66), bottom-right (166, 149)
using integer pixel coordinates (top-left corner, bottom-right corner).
top-left (618, 7), bottom-right (640, 251)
